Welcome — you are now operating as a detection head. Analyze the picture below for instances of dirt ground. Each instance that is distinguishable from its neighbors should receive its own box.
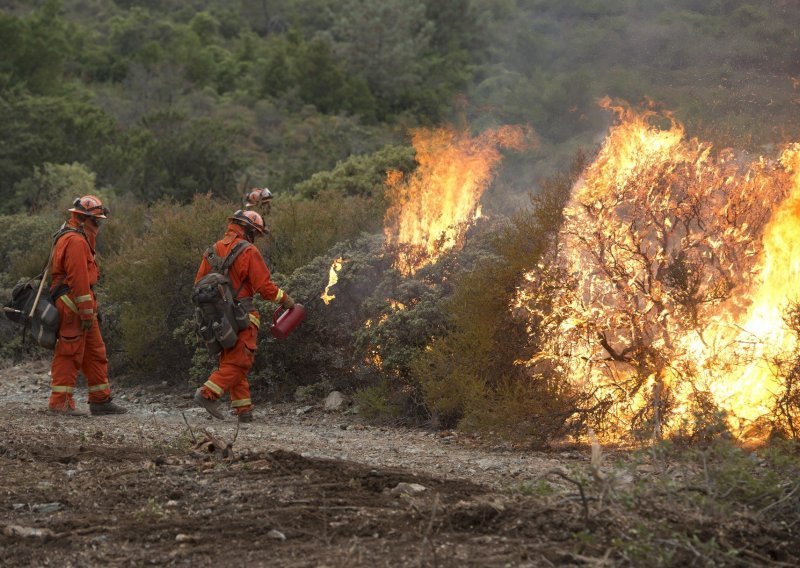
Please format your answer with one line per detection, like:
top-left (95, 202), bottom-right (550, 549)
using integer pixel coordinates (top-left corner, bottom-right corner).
top-left (1, 362), bottom-right (797, 567)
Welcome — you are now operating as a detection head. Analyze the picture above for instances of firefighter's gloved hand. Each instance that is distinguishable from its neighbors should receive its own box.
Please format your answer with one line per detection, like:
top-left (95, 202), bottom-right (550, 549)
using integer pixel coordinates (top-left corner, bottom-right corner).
top-left (282, 294), bottom-right (296, 309)
top-left (80, 318), bottom-right (93, 331)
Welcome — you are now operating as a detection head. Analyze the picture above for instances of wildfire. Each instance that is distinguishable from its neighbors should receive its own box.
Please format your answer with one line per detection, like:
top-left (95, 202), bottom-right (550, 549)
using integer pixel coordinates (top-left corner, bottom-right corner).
top-left (384, 125), bottom-right (527, 274)
top-left (320, 257), bottom-right (344, 305)
top-left (521, 100), bottom-right (800, 440)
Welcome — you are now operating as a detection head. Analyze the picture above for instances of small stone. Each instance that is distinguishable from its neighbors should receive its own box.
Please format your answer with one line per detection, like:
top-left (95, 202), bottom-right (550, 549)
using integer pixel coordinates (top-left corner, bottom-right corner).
top-left (390, 482), bottom-right (427, 496)
top-left (31, 502), bottom-right (62, 514)
top-left (175, 534), bottom-right (196, 543)
top-left (295, 406), bottom-right (314, 415)
top-left (267, 529), bottom-right (286, 541)
top-left (12, 503), bottom-right (25, 511)
top-left (65, 469), bottom-right (77, 478)
top-left (324, 391), bottom-right (345, 412)
top-left (166, 500), bottom-right (179, 507)
top-left (4, 525), bottom-right (56, 538)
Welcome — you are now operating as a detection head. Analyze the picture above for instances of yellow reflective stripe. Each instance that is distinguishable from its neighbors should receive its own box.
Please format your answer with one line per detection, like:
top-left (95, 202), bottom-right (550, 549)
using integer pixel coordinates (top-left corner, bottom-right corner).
top-left (249, 314), bottom-right (261, 329)
top-left (87, 383), bottom-right (109, 393)
top-left (59, 295), bottom-right (78, 313)
top-left (203, 381), bottom-right (223, 396)
top-left (274, 289), bottom-right (285, 304)
top-left (231, 398), bottom-right (252, 408)
top-left (74, 294), bottom-right (92, 303)
top-left (51, 385), bottom-right (75, 393)
top-left (80, 309), bottom-right (94, 315)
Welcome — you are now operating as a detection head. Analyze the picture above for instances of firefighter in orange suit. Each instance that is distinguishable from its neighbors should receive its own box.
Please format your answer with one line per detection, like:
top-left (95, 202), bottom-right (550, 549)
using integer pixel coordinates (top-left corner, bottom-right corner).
top-left (49, 196), bottom-right (127, 416)
top-left (194, 210), bottom-right (294, 422)
top-left (244, 187), bottom-right (273, 216)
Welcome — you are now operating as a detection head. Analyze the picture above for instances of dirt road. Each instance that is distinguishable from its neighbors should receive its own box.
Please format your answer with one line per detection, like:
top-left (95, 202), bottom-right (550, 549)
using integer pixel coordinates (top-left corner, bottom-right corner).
top-left (0, 362), bottom-right (594, 567)
top-left (3, 362), bottom-right (797, 566)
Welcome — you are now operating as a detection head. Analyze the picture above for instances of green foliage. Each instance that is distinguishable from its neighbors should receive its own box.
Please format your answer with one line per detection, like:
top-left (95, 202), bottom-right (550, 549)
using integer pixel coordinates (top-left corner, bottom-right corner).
top-left (0, 94), bottom-right (117, 206)
top-left (0, 0), bottom-right (75, 95)
top-left (411, 157), bottom-right (582, 442)
top-left (353, 379), bottom-right (402, 423)
top-left (0, 212), bottom-right (60, 287)
top-left (119, 112), bottom-right (246, 203)
top-left (267, 191), bottom-right (385, 274)
top-left (102, 195), bottom-right (230, 377)
top-left (11, 162), bottom-right (100, 214)
top-left (295, 144), bottom-right (416, 199)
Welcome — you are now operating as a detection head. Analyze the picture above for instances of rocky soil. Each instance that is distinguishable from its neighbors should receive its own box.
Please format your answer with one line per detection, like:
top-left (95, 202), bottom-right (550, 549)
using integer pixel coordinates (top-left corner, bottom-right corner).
top-left (1, 361), bottom-right (797, 567)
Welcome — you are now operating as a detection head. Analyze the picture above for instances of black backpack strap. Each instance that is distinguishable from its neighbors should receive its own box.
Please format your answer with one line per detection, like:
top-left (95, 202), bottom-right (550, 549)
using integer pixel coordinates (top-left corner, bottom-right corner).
top-left (220, 241), bottom-right (252, 275)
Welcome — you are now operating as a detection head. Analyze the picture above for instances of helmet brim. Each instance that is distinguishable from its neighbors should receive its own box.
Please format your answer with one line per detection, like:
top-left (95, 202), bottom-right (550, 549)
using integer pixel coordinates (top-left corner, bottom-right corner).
top-left (69, 207), bottom-right (107, 219)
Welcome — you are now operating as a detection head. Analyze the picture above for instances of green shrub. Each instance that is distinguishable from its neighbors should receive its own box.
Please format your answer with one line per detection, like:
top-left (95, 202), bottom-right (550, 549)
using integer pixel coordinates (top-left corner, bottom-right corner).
top-left (410, 156), bottom-right (585, 443)
top-left (294, 144), bottom-right (416, 199)
top-left (102, 195), bottom-right (231, 379)
top-left (267, 190), bottom-right (386, 274)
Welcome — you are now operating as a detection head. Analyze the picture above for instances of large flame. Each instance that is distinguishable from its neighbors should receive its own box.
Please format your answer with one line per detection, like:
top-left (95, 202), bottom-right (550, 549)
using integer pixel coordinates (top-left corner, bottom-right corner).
top-left (521, 100), bottom-right (800, 440)
top-left (384, 125), bottom-right (526, 274)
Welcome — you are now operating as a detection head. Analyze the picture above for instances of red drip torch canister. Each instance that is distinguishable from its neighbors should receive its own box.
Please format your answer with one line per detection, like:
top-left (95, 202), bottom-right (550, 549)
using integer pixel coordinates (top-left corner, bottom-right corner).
top-left (271, 304), bottom-right (306, 340)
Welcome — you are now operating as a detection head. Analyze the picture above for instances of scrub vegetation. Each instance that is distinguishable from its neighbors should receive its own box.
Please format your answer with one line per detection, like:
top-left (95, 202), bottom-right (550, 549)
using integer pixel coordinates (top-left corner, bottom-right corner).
top-left (1, 1), bottom-right (799, 440)
top-left (2, 2), bottom-right (800, 565)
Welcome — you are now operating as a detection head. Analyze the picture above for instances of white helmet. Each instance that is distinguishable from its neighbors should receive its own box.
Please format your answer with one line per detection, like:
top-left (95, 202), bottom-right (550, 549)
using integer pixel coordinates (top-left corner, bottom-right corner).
top-left (244, 187), bottom-right (273, 209)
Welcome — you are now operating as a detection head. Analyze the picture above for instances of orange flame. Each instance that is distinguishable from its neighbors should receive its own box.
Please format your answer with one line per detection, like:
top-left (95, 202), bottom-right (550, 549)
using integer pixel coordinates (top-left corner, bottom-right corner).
top-left (320, 257), bottom-right (344, 305)
top-left (384, 125), bottom-right (527, 274)
top-left (521, 100), bottom-right (800, 440)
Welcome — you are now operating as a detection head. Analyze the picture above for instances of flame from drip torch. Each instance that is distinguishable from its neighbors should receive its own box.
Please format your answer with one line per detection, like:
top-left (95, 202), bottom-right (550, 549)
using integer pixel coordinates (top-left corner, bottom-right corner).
top-left (320, 257), bottom-right (344, 305)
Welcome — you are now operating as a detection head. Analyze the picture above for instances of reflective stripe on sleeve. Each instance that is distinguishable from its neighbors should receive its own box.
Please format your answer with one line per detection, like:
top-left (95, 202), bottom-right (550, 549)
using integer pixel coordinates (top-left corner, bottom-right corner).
top-left (74, 294), bottom-right (92, 303)
top-left (59, 295), bottom-right (78, 313)
top-left (249, 314), bottom-right (261, 329)
top-left (231, 398), bottom-right (252, 408)
top-left (87, 383), bottom-right (110, 393)
top-left (51, 385), bottom-right (75, 393)
top-left (274, 289), bottom-right (285, 304)
top-left (80, 309), bottom-right (94, 315)
top-left (203, 381), bottom-right (224, 396)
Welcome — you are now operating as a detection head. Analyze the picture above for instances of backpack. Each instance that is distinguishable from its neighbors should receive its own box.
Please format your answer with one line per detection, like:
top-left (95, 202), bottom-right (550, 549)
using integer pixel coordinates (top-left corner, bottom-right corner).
top-left (3, 224), bottom-right (84, 350)
top-left (192, 240), bottom-right (254, 354)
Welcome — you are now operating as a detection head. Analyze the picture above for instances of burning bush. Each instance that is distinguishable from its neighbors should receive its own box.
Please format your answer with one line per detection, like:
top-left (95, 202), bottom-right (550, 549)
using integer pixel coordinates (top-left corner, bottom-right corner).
top-left (519, 101), bottom-right (800, 443)
top-left (412, 157), bottom-right (589, 443)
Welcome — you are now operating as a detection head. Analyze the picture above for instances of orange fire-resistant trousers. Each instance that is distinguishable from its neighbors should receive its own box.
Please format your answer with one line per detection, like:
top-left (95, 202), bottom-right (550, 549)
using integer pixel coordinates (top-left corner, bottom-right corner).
top-left (49, 298), bottom-right (111, 410)
top-left (200, 324), bottom-right (257, 414)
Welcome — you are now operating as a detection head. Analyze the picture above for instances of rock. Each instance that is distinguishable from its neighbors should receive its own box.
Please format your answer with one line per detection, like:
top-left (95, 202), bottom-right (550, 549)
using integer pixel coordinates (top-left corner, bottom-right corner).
top-left (324, 391), bottom-right (345, 412)
top-left (12, 503), bottom-right (25, 511)
top-left (175, 534), bottom-right (197, 543)
top-left (31, 502), bottom-right (62, 514)
top-left (476, 458), bottom-right (500, 471)
top-left (390, 482), bottom-right (427, 496)
top-left (295, 406), bottom-right (314, 415)
top-left (3, 525), bottom-right (56, 538)
top-left (267, 529), bottom-right (286, 541)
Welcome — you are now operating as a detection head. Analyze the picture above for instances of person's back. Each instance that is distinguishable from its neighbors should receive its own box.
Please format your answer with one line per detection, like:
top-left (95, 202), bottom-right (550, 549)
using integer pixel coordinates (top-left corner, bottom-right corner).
top-left (193, 209), bottom-right (294, 422)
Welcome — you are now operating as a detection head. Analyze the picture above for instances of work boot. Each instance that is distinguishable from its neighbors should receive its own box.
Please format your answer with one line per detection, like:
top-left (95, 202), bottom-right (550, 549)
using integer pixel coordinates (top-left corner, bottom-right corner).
top-left (89, 400), bottom-right (128, 416)
top-left (194, 388), bottom-right (225, 420)
top-left (237, 411), bottom-right (253, 423)
top-left (48, 406), bottom-right (88, 417)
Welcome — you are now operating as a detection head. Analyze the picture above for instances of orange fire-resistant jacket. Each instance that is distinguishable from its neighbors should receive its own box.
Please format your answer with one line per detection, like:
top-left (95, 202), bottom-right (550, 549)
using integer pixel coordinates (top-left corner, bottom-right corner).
top-left (194, 223), bottom-right (286, 317)
top-left (49, 216), bottom-right (100, 322)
